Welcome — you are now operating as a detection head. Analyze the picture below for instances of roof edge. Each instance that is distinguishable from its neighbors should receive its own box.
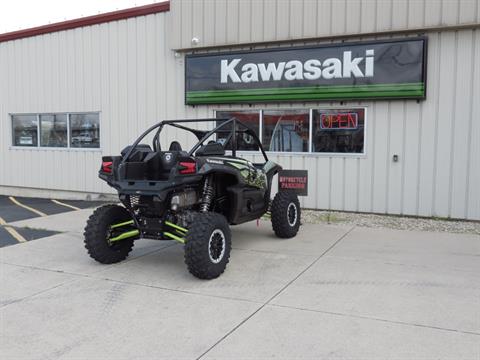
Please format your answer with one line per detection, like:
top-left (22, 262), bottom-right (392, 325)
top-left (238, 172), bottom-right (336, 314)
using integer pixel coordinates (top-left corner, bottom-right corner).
top-left (0, 1), bottom-right (170, 43)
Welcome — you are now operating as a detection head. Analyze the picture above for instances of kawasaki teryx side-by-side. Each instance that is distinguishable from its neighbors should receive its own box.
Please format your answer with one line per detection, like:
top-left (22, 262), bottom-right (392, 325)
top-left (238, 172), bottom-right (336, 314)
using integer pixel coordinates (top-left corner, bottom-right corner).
top-left (84, 118), bottom-right (301, 279)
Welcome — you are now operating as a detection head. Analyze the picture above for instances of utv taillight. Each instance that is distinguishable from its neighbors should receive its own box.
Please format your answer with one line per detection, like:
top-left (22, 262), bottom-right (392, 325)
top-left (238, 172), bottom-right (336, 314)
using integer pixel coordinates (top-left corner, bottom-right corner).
top-left (178, 161), bottom-right (196, 174)
top-left (102, 161), bottom-right (113, 173)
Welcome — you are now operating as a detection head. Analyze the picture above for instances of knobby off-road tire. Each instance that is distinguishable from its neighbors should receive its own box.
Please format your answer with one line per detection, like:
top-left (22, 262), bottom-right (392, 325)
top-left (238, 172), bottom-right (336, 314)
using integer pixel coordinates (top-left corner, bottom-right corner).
top-left (84, 204), bottom-right (135, 264)
top-left (271, 192), bottom-right (301, 238)
top-left (184, 212), bottom-right (231, 280)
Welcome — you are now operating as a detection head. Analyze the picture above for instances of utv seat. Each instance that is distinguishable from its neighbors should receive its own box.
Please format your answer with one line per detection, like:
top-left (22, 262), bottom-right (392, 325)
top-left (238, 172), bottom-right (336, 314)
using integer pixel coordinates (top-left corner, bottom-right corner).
top-left (143, 149), bottom-right (189, 180)
top-left (196, 142), bottom-right (225, 156)
top-left (121, 144), bottom-right (152, 162)
top-left (169, 141), bottom-right (182, 151)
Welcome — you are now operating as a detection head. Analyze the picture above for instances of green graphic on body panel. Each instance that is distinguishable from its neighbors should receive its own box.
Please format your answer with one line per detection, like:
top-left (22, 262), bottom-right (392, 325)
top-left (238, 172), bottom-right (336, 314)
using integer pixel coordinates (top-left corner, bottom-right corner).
top-left (209, 157), bottom-right (268, 189)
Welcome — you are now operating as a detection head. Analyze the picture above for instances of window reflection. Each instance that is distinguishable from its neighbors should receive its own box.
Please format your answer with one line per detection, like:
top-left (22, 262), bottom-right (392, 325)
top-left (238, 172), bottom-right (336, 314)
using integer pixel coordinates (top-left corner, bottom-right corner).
top-left (70, 114), bottom-right (100, 148)
top-left (40, 114), bottom-right (68, 147)
top-left (262, 110), bottom-right (309, 152)
top-left (12, 115), bottom-right (38, 147)
top-left (216, 111), bottom-right (260, 151)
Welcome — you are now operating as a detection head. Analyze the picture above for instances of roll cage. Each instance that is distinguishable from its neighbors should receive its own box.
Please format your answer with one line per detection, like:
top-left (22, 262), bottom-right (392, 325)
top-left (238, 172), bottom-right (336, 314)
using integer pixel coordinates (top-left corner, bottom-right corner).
top-left (120, 118), bottom-right (269, 167)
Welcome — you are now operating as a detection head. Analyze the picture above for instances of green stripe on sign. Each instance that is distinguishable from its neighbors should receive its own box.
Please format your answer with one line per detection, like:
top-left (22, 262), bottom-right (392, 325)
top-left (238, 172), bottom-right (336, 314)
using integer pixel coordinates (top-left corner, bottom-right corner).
top-left (186, 83), bottom-right (424, 104)
top-left (187, 83), bottom-right (424, 97)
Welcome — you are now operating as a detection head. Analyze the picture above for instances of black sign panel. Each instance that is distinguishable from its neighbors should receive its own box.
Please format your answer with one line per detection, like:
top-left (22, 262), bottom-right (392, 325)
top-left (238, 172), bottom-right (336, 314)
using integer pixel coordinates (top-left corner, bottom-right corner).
top-left (185, 38), bottom-right (427, 104)
top-left (278, 170), bottom-right (308, 196)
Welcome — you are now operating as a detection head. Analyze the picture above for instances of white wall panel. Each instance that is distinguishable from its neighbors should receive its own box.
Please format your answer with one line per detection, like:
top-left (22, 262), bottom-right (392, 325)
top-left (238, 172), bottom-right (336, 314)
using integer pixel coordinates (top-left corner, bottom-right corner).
top-left (450, 30), bottom-right (474, 218)
top-left (303, 0), bottom-right (318, 38)
top-left (226, 0), bottom-right (239, 44)
top-left (331, 0), bottom-right (347, 35)
top-left (442, 0), bottom-right (460, 25)
top-left (357, 136), bottom-right (374, 213)
top-left (203, 0), bottom-right (215, 45)
top-left (171, 0), bottom-right (480, 50)
top-left (434, 31), bottom-right (456, 217)
top-left (467, 29), bottom-right (480, 219)
top-left (330, 156), bottom-right (344, 210)
top-left (371, 102), bottom-right (389, 213)
top-left (408, 0), bottom-right (425, 28)
top-left (392, 0), bottom-right (409, 29)
top-left (251, 0), bottom-right (264, 44)
top-left (180, 0), bottom-right (193, 49)
top-left (276, 0), bottom-right (290, 40)
top-left (417, 32), bottom-right (439, 216)
top-left (192, 0), bottom-right (204, 46)
top-left (344, 158), bottom-right (358, 212)
top-left (237, 0), bottom-right (251, 43)
top-left (361, 0), bottom-right (377, 33)
top-left (387, 101), bottom-right (405, 214)
top-left (318, 0), bottom-right (333, 35)
top-left (289, 0), bottom-right (304, 39)
top-left (315, 157), bottom-right (331, 209)
top-left (424, 0), bottom-right (442, 27)
top-left (263, 0), bottom-right (277, 42)
top-left (402, 101), bottom-right (421, 215)
top-left (376, 0), bottom-right (393, 32)
top-left (459, 0), bottom-right (477, 23)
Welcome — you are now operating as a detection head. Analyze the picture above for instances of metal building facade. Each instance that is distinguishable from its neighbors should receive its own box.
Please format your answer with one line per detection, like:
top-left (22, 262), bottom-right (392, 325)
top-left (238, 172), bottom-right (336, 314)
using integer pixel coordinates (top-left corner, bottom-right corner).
top-left (0, 0), bottom-right (479, 220)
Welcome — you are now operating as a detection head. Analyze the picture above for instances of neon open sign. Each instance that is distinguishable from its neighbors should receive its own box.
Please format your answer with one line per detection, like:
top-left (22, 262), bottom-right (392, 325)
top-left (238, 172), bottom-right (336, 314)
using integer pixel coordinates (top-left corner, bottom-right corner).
top-left (320, 113), bottom-right (358, 130)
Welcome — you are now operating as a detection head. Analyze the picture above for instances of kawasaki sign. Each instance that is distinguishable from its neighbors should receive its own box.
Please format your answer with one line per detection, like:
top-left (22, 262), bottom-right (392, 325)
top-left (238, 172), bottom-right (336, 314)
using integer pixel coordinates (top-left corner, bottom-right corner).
top-left (185, 38), bottom-right (427, 105)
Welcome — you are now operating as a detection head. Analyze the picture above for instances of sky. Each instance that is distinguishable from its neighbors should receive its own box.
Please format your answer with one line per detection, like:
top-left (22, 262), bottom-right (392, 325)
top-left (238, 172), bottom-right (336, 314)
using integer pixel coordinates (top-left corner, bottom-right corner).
top-left (0, 0), bottom-right (160, 33)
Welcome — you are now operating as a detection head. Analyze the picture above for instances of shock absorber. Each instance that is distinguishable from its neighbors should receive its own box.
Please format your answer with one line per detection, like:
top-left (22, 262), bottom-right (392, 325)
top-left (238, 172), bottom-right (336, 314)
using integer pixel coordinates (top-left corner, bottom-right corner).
top-left (200, 175), bottom-right (214, 212)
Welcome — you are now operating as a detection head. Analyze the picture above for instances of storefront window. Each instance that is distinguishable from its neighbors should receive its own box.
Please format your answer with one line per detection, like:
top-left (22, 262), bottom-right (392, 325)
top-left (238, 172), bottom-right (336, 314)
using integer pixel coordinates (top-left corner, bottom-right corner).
top-left (40, 114), bottom-right (68, 147)
top-left (70, 113), bottom-right (100, 148)
top-left (12, 115), bottom-right (38, 147)
top-left (312, 108), bottom-right (365, 153)
top-left (262, 110), bottom-right (309, 152)
top-left (11, 112), bottom-right (100, 149)
top-left (216, 111), bottom-right (260, 151)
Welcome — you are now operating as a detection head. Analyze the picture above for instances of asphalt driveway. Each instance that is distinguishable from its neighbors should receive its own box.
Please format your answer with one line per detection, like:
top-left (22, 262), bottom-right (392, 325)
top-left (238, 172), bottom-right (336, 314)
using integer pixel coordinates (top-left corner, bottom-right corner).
top-left (0, 195), bottom-right (108, 247)
top-left (1, 209), bottom-right (479, 359)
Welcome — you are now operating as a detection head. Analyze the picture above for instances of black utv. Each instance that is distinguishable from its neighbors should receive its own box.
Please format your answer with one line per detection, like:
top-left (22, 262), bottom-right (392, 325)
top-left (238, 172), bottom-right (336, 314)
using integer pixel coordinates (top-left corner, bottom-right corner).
top-left (84, 118), bottom-right (301, 279)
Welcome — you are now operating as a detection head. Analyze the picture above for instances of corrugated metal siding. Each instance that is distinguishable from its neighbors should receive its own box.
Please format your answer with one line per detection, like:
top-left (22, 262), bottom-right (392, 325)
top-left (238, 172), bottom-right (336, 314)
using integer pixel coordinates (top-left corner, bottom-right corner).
top-left (0, 12), bottom-right (173, 195)
top-left (0, 11), bottom-right (479, 220)
top-left (171, 0), bottom-right (480, 50)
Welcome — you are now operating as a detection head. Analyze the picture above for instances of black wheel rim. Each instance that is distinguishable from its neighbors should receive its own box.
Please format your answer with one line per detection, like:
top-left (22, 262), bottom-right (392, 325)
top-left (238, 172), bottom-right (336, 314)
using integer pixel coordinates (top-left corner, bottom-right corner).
top-left (208, 229), bottom-right (225, 264)
top-left (287, 203), bottom-right (297, 226)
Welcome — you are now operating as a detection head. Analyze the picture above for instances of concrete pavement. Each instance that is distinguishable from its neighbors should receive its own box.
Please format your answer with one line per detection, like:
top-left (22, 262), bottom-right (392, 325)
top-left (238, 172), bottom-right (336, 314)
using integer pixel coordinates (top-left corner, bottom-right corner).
top-left (1, 209), bottom-right (479, 359)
